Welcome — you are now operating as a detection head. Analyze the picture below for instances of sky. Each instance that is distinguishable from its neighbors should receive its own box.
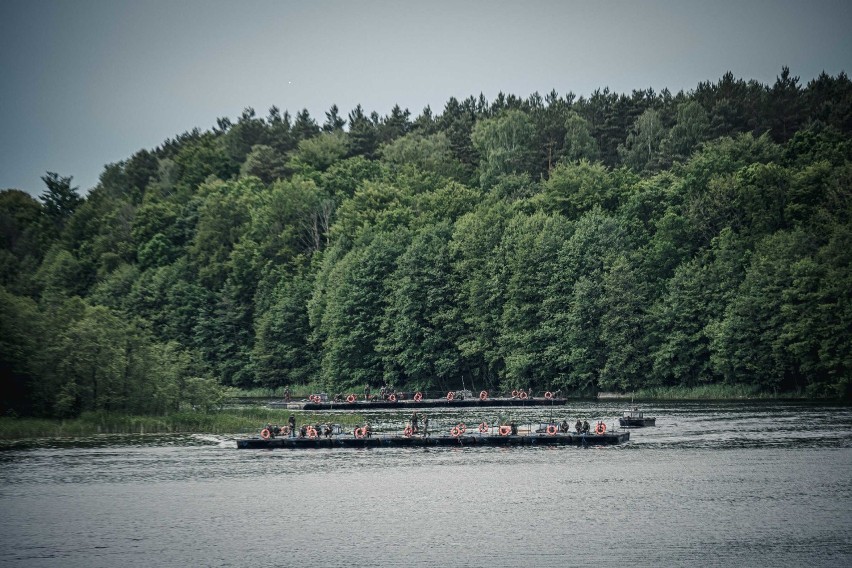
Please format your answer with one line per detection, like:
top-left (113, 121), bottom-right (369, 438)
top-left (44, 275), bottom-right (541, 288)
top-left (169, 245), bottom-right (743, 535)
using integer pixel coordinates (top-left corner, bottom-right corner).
top-left (1, 0), bottom-right (850, 196)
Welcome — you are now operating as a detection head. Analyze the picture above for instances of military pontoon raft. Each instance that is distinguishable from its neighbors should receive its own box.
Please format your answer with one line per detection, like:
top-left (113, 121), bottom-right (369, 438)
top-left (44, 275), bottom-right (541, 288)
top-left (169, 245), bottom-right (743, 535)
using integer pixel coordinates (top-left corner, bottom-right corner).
top-left (270, 390), bottom-right (568, 410)
top-left (236, 430), bottom-right (629, 449)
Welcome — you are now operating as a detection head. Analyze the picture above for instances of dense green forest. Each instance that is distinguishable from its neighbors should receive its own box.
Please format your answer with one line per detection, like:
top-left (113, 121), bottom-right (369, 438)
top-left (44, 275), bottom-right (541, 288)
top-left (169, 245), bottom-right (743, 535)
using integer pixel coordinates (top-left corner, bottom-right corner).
top-left (2, 68), bottom-right (851, 417)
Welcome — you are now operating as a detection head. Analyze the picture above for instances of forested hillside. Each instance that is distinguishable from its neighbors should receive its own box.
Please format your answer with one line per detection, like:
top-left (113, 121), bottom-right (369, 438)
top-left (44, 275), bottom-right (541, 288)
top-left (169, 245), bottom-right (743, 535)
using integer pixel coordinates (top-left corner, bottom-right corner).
top-left (2, 68), bottom-right (851, 417)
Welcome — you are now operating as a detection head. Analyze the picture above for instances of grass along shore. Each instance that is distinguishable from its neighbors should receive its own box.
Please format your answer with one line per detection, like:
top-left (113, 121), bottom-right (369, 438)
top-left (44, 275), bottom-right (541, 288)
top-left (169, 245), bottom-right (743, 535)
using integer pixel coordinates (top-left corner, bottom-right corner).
top-left (599, 384), bottom-right (804, 400)
top-left (0, 409), bottom-right (366, 440)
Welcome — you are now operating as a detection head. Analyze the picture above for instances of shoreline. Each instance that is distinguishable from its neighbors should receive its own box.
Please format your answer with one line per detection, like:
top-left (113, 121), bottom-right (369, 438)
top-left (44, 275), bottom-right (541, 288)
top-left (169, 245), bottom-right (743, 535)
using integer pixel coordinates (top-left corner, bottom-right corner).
top-left (0, 409), bottom-right (365, 441)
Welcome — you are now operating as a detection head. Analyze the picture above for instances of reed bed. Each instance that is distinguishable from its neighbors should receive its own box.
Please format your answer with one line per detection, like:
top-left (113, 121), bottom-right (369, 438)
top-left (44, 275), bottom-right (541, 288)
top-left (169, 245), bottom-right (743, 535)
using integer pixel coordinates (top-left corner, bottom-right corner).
top-left (0, 409), bottom-right (365, 440)
top-left (626, 384), bottom-right (778, 400)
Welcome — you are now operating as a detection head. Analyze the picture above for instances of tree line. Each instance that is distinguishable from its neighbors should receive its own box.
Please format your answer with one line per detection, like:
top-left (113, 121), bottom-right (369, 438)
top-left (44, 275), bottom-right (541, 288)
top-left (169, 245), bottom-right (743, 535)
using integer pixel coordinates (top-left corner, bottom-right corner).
top-left (2, 67), bottom-right (850, 417)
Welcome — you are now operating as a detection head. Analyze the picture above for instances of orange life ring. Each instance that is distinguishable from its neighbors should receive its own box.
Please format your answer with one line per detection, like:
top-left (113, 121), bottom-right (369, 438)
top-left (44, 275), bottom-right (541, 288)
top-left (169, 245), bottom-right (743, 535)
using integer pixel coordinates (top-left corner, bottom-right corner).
top-left (511, 390), bottom-right (518, 398)
top-left (546, 425), bottom-right (557, 435)
top-left (389, 394), bottom-right (397, 402)
top-left (519, 391), bottom-right (528, 400)
top-left (479, 422), bottom-right (489, 433)
top-left (261, 428), bottom-right (270, 439)
top-left (457, 423), bottom-right (466, 434)
top-left (545, 391), bottom-right (553, 399)
top-left (450, 426), bottom-right (461, 437)
top-left (499, 425), bottom-right (511, 436)
top-left (307, 427), bottom-right (318, 439)
top-left (595, 421), bottom-right (607, 435)
top-left (479, 390), bottom-right (488, 400)
top-left (414, 392), bottom-right (423, 402)
top-left (403, 426), bottom-right (412, 437)
top-left (446, 391), bottom-right (454, 401)
top-left (347, 394), bottom-right (356, 403)
top-left (354, 427), bottom-right (365, 439)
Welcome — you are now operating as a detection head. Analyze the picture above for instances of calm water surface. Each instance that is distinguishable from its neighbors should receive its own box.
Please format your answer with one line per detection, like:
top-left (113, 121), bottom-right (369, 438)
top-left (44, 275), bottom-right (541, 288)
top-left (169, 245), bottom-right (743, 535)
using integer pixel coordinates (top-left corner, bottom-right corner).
top-left (1, 401), bottom-right (850, 567)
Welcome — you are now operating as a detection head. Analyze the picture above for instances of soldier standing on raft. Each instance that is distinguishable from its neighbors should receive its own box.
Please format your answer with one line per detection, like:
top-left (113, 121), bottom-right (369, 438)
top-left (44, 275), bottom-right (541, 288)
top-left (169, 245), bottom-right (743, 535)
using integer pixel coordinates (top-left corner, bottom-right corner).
top-left (364, 384), bottom-right (371, 401)
top-left (411, 412), bottom-right (419, 433)
top-left (288, 415), bottom-right (296, 437)
top-left (582, 420), bottom-right (590, 434)
top-left (284, 385), bottom-right (291, 402)
top-left (422, 415), bottom-right (429, 437)
top-left (575, 419), bottom-right (582, 434)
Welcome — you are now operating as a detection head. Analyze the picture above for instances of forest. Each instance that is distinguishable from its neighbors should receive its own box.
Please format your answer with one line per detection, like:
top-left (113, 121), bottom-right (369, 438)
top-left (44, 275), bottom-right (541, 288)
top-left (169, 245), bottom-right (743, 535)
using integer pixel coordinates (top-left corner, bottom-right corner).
top-left (1, 68), bottom-right (851, 418)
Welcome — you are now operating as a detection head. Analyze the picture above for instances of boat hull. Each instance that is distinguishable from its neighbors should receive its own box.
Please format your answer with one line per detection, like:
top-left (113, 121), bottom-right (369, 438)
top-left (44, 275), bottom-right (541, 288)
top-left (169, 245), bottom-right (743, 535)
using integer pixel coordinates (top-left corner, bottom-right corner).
top-left (619, 417), bottom-right (656, 427)
top-left (236, 431), bottom-right (629, 449)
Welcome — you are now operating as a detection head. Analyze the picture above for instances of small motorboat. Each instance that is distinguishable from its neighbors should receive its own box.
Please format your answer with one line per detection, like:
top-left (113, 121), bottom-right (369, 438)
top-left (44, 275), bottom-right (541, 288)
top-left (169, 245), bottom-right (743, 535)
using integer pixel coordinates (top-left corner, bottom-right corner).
top-left (618, 407), bottom-right (656, 427)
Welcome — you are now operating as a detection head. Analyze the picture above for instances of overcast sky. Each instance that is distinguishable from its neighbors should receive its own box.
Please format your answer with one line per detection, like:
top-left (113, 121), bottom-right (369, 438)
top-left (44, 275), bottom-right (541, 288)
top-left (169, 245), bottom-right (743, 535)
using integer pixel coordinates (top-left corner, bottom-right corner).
top-left (1, 0), bottom-right (850, 196)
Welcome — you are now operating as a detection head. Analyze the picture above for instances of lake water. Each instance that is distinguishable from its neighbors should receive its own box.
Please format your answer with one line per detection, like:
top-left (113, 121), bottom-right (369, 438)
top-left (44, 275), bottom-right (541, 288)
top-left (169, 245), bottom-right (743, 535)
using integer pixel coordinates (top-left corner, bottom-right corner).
top-left (1, 401), bottom-right (850, 567)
